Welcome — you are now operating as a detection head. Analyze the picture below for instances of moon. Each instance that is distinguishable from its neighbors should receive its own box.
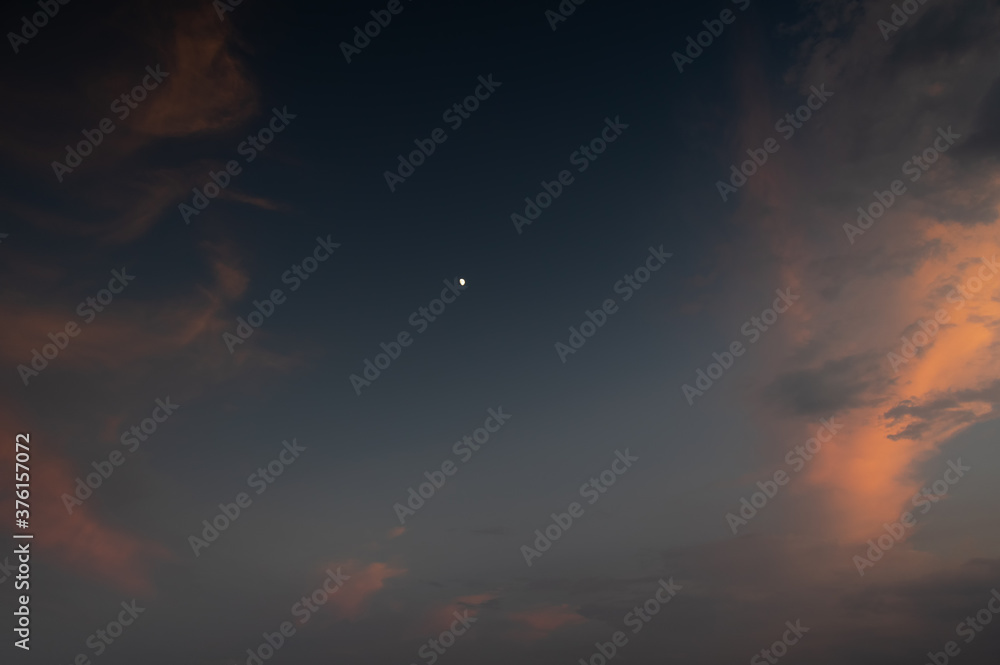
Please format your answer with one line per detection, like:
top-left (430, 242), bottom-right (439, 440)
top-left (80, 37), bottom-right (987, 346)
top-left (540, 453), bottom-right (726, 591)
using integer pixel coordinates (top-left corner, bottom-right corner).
top-left (459, 278), bottom-right (466, 286)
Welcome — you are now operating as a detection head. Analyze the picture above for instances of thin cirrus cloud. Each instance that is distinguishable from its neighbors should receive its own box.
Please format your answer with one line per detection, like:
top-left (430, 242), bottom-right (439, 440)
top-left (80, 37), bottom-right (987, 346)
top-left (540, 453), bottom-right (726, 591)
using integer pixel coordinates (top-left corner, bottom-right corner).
top-left (0, 240), bottom-right (297, 593)
top-left (130, 8), bottom-right (259, 139)
top-left (0, 405), bottom-right (171, 595)
top-left (412, 593), bottom-right (497, 636)
top-left (323, 560), bottom-right (407, 621)
top-left (0, 240), bottom-right (291, 378)
top-left (506, 603), bottom-right (588, 642)
top-left (2, 3), bottom-right (264, 246)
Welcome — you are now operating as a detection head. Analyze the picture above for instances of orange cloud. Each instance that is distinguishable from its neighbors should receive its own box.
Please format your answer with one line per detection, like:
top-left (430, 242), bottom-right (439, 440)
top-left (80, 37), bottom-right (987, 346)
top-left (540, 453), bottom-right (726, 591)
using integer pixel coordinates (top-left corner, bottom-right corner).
top-left (414, 593), bottom-right (497, 636)
top-left (134, 9), bottom-right (259, 138)
top-left (0, 407), bottom-right (171, 595)
top-left (798, 224), bottom-right (1000, 544)
top-left (324, 560), bottom-right (406, 621)
top-left (0, 2), bottom-right (262, 246)
top-left (506, 603), bottom-right (587, 642)
top-left (0, 239), bottom-right (296, 386)
top-left (709, 4), bottom-right (1000, 556)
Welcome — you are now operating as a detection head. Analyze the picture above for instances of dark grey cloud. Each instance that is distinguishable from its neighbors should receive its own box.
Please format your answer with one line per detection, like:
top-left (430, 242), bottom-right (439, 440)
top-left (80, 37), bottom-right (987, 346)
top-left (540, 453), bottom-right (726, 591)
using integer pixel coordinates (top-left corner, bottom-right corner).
top-left (958, 75), bottom-right (1000, 162)
top-left (886, 0), bottom-right (1000, 69)
top-left (813, 239), bottom-right (949, 300)
top-left (766, 351), bottom-right (893, 415)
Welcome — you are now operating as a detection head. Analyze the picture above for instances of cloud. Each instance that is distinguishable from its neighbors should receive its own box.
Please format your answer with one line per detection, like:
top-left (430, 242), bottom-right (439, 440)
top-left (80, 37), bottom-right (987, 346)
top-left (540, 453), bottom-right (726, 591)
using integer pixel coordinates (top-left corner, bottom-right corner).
top-left (413, 593), bottom-right (497, 637)
top-left (701, 0), bottom-right (1000, 547)
top-left (645, 535), bottom-right (1000, 665)
top-left (506, 604), bottom-right (587, 643)
top-left (0, 0), bottom-right (262, 246)
top-left (325, 561), bottom-right (407, 621)
top-left (812, 239), bottom-right (949, 300)
top-left (767, 352), bottom-right (893, 416)
top-left (0, 406), bottom-right (171, 594)
top-left (885, 379), bottom-right (1000, 441)
top-left (0, 240), bottom-right (292, 383)
top-left (960, 76), bottom-right (1000, 161)
top-left (884, 0), bottom-right (1000, 74)
top-left (133, 8), bottom-right (259, 137)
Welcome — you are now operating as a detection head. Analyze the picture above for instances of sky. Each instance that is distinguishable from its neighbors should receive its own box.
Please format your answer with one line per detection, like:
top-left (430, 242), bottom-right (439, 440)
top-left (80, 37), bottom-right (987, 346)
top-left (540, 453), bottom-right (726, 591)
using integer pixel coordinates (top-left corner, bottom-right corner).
top-left (2, 0), bottom-right (1000, 663)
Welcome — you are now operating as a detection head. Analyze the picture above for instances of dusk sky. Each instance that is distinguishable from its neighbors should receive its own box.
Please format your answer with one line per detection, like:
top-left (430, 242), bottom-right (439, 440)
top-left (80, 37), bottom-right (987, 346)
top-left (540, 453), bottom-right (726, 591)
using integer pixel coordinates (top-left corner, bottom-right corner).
top-left (2, 0), bottom-right (1000, 664)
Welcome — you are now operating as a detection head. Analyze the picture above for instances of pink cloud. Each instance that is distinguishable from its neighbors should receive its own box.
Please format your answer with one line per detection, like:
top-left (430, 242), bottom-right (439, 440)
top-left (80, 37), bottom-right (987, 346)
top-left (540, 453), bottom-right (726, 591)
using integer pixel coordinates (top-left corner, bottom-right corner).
top-left (0, 406), bottom-right (171, 595)
top-left (506, 604), bottom-right (587, 643)
top-left (324, 560), bottom-right (407, 621)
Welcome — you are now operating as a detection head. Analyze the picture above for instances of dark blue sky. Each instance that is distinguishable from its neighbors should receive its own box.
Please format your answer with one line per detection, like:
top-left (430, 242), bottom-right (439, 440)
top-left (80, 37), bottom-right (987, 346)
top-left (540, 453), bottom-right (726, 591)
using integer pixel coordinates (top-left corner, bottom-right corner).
top-left (2, 0), bottom-right (1000, 664)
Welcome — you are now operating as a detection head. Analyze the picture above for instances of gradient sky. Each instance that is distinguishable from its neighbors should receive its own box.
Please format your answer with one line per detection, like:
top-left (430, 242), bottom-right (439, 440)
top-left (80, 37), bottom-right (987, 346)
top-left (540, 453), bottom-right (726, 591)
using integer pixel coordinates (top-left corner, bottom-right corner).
top-left (2, 0), bottom-right (1000, 664)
